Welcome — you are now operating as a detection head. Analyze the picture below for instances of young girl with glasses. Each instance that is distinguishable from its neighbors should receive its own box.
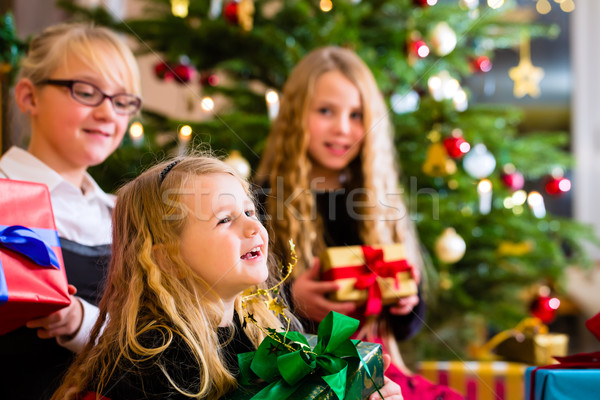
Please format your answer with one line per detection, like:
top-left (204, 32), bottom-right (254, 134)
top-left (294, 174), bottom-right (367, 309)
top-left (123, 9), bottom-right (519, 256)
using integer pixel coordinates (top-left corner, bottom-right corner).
top-left (51, 155), bottom-right (402, 400)
top-left (0, 23), bottom-right (141, 400)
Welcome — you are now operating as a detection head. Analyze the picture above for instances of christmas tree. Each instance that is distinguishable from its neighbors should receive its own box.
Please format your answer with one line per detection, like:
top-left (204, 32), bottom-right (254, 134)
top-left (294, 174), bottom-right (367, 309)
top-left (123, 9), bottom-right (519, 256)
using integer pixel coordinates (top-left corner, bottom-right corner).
top-left (57, 0), bottom-right (597, 360)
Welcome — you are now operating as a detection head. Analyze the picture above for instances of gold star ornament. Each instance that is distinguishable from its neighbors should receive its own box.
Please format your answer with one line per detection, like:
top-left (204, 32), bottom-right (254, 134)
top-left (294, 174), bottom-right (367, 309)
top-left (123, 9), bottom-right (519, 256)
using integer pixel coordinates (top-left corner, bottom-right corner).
top-left (509, 33), bottom-right (544, 98)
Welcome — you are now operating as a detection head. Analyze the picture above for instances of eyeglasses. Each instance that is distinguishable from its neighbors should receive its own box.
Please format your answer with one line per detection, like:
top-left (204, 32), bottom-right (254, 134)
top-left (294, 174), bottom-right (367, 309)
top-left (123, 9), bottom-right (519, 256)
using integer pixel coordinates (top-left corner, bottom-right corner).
top-left (36, 79), bottom-right (142, 115)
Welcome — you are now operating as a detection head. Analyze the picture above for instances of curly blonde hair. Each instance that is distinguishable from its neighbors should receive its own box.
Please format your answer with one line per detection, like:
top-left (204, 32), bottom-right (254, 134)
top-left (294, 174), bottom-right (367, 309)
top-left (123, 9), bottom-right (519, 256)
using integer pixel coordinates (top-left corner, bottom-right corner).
top-left (53, 156), bottom-right (288, 400)
top-left (255, 46), bottom-right (422, 274)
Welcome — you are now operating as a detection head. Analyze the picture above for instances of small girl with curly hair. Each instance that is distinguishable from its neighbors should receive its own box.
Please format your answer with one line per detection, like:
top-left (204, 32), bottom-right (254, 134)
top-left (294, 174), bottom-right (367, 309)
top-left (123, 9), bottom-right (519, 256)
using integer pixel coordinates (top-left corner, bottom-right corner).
top-left (255, 46), bottom-right (463, 400)
top-left (52, 155), bottom-right (402, 400)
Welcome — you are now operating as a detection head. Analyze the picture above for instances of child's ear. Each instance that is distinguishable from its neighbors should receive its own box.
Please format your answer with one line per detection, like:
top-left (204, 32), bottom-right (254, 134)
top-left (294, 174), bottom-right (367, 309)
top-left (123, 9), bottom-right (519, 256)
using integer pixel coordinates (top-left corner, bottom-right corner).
top-left (14, 79), bottom-right (39, 116)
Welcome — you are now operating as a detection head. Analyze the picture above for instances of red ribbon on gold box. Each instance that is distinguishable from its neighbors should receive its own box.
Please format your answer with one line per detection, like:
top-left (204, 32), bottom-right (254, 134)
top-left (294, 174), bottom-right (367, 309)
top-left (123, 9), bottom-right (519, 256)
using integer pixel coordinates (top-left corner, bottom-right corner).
top-left (319, 244), bottom-right (417, 316)
top-left (419, 361), bottom-right (528, 400)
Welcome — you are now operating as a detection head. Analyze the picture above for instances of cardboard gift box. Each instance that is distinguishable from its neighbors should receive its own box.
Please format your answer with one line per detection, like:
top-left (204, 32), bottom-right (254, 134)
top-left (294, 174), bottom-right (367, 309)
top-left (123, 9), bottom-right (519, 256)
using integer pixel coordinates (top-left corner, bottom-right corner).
top-left (223, 312), bottom-right (385, 399)
top-left (319, 244), bottom-right (417, 316)
top-left (419, 361), bottom-right (529, 400)
top-left (0, 178), bottom-right (70, 335)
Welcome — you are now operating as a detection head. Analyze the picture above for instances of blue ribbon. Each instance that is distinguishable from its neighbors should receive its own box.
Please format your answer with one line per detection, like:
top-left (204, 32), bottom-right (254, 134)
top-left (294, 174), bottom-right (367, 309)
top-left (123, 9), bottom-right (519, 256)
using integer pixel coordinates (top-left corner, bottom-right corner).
top-left (0, 225), bottom-right (61, 305)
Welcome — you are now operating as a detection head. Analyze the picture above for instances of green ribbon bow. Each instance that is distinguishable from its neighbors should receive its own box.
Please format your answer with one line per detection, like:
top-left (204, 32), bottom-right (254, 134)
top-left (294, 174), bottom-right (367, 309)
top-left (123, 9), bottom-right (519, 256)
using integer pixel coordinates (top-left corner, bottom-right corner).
top-left (237, 311), bottom-right (381, 400)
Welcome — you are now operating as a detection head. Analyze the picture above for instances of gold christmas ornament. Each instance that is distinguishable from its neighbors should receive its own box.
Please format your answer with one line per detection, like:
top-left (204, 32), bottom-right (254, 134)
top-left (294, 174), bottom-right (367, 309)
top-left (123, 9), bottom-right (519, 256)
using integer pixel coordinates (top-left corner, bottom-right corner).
top-left (224, 150), bottom-right (251, 179)
top-left (434, 228), bottom-right (466, 264)
top-left (422, 142), bottom-right (457, 177)
top-left (238, 0), bottom-right (255, 32)
top-left (497, 240), bottom-right (534, 257)
top-left (509, 32), bottom-right (544, 98)
top-left (170, 0), bottom-right (190, 18)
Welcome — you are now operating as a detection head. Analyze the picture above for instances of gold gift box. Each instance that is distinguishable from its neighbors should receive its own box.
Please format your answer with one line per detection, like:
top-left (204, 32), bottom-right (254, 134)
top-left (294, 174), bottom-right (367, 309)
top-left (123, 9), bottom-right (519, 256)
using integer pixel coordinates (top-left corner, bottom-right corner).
top-left (495, 333), bottom-right (569, 365)
top-left (319, 244), bottom-right (417, 305)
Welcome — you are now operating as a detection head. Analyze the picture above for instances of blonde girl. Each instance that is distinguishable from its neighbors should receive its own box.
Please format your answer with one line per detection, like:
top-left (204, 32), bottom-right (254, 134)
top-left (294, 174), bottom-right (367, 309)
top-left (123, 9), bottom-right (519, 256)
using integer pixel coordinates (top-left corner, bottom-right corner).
top-left (256, 46), bottom-right (463, 400)
top-left (52, 156), bottom-right (402, 400)
top-left (256, 45), bottom-right (423, 327)
top-left (0, 23), bottom-right (141, 400)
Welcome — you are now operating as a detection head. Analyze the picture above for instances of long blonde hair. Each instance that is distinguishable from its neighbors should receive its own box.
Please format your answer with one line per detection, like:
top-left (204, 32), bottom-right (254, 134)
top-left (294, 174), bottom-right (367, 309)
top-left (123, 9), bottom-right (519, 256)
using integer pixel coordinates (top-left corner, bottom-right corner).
top-left (53, 156), bottom-right (287, 400)
top-left (255, 46), bottom-right (422, 274)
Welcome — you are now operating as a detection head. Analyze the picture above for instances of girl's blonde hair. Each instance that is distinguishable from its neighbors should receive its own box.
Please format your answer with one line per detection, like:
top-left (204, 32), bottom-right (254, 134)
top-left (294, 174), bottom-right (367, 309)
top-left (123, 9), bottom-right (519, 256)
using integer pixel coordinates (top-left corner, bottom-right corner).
top-left (53, 156), bottom-right (287, 400)
top-left (255, 46), bottom-right (423, 274)
top-left (18, 22), bottom-right (141, 97)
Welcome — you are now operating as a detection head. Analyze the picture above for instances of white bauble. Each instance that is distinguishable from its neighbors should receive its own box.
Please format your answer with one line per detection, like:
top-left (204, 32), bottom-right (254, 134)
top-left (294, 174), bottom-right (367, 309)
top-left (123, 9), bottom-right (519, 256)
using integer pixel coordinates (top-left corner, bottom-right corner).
top-left (435, 228), bottom-right (466, 264)
top-left (430, 22), bottom-right (457, 56)
top-left (463, 144), bottom-right (496, 179)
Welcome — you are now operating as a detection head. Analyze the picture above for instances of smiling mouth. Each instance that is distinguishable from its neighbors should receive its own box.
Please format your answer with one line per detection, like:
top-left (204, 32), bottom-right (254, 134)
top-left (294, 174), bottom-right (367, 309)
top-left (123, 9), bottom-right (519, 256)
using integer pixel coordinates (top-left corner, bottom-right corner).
top-left (241, 246), bottom-right (262, 260)
top-left (325, 143), bottom-right (350, 152)
top-left (84, 129), bottom-right (111, 137)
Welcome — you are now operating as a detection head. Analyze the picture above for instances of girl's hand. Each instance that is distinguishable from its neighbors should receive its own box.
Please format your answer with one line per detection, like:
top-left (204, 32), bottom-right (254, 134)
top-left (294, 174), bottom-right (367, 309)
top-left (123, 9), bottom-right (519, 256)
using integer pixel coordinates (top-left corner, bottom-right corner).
top-left (369, 377), bottom-right (403, 400)
top-left (388, 294), bottom-right (419, 316)
top-left (25, 285), bottom-right (84, 340)
top-left (369, 354), bottom-right (403, 399)
top-left (291, 259), bottom-right (356, 321)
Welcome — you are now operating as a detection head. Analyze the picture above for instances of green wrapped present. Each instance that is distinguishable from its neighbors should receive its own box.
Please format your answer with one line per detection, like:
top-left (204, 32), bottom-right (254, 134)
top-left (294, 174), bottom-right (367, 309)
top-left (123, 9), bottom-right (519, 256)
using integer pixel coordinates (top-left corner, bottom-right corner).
top-left (222, 311), bottom-right (384, 400)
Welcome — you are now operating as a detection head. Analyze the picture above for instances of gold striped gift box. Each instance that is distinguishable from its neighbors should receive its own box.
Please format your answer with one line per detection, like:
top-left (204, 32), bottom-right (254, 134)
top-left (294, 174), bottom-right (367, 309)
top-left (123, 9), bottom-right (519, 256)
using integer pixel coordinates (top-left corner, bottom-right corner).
top-left (418, 361), bottom-right (529, 400)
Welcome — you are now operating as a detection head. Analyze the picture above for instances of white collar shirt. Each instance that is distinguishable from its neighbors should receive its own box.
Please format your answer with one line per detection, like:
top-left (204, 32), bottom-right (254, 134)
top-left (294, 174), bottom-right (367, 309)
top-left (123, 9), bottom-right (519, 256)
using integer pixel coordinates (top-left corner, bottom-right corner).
top-left (0, 146), bottom-right (115, 246)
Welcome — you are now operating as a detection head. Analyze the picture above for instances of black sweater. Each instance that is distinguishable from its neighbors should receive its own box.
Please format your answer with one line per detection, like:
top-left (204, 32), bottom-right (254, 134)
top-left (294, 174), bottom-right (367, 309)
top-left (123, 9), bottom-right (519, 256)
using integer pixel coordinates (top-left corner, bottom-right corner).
top-left (257, 185), bottom-right (425, 341)
top-left (86, 315), bottom-right (254, 400)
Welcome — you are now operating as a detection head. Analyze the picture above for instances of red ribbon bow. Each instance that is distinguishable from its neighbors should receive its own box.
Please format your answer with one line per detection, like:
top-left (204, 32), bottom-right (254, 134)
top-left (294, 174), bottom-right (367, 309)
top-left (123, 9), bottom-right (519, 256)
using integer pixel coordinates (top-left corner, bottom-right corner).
top-left (352, 246), bottom-right (411, 316)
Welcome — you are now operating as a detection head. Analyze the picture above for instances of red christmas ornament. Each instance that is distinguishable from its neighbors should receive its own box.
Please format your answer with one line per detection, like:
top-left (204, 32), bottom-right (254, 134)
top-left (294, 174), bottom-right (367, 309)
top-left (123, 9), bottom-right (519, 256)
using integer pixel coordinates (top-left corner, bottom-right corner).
top-left (412, 0), bottom-right (435, 6)
top-left (530, 295), bottom-right (560, 324)
top-left (154, 61), bottom-right (170, 80)
top-left (443, 136), bottom-right (470, 159)
top-left (411, 40), bottom-right (430, 58)
top-left (224, 1), bottom-right (239, 24)
top-left (501, 170), bottom-right (525, 191)
top-left (172, 63), bottom-right (197, 84)
top-left (200, 72), bottom-right (219, 87)
top-left (545, 176), bottom-right (571, 197)
top-left (471, 56), bottom-right (492, 73)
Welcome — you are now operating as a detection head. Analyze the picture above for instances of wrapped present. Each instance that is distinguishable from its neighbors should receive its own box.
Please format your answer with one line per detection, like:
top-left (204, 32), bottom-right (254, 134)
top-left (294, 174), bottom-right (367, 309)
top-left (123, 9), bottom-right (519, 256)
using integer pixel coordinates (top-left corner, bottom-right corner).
top-left (470, 318), bottom-right (568, 366)
top-left (419, 360), bottom-right (528, 400)
top-left (525, 366), bottom-right (600, 400)
top-left (0, 178), bottom-right (70, 335)
top-left (319, 244), bottom-right (417, 316)
top-left (495, 332), bottom-right (568, 366)
top-left (525, 312), bottom-right (600, 399)
top-left (223, 311), bottom-right (384, 399)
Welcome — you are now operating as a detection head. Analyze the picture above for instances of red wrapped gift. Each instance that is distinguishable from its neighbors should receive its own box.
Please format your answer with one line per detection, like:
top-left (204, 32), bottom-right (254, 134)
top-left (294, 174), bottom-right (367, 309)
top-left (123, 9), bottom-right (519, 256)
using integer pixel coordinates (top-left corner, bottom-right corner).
top-left (0, 178), bottom-right (70, 335)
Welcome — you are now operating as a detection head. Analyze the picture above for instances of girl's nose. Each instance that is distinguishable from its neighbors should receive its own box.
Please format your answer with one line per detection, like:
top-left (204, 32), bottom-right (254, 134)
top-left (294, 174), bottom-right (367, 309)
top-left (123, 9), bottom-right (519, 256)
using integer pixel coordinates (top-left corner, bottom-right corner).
top-left (336, 115), bottom-right (351, 135)
top-left (93, 97), bottom-right (118, 119)
top-left (244, 218), bottom-right (260, 237)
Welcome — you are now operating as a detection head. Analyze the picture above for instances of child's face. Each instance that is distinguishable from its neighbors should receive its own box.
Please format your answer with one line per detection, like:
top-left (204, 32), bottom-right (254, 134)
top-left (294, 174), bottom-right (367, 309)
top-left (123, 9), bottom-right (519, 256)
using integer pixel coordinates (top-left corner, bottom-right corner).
top-left (30, 52), bottom-right (131, 171)
top-left (306, 70), bottom-right (365, 177)
top-left (178, 173), bottom-right (269, 301)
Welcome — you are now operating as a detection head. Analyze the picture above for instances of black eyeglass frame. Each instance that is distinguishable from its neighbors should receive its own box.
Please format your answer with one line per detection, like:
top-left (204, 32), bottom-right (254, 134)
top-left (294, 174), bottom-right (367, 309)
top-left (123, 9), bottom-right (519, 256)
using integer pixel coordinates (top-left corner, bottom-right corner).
top-left (36, 79), bottom-right (142, 115)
